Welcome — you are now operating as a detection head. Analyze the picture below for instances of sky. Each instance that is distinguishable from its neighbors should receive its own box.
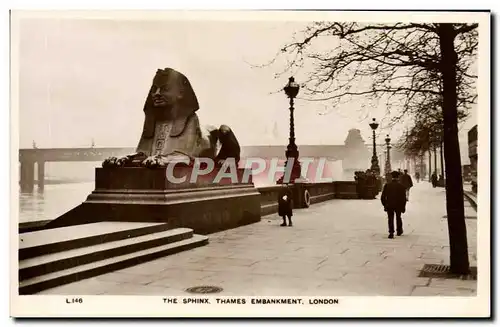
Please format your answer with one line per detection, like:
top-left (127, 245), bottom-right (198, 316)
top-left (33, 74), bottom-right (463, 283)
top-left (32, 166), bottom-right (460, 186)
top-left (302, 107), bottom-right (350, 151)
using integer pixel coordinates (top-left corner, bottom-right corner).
top-left (15, 15), bottom-right (477, 159)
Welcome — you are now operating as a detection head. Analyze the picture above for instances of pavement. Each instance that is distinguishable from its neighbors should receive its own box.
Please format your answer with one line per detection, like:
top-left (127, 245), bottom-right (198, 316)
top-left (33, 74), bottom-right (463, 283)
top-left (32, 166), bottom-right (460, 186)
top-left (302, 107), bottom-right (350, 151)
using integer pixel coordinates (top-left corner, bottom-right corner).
top-left (38, 182), bottom-right (478, 296)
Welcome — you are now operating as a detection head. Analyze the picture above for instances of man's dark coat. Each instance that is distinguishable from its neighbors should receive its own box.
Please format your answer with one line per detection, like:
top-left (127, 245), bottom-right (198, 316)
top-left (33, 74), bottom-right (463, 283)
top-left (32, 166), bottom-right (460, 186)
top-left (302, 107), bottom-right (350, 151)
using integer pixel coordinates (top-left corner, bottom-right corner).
top-left (278, 187), bottom-right (293, 217)
top-left (381, 181), bottom-right (407, 213)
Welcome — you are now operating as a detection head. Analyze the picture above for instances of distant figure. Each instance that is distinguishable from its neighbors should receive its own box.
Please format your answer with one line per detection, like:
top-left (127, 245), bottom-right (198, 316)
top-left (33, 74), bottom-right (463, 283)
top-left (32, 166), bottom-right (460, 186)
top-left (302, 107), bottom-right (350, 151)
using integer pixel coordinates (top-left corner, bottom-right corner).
top-left (381, 171), bottom-right (407, 239)
top-left (415, 172), bottom-right (420, 183)
top-left (431, 171), bottom-right (438, 188)
top-left (400, 169), bottom-right (414, 201)
top-left (438, 174), bottom-right (444, 186)
top-left (278, 184), bottom-right (293, 227)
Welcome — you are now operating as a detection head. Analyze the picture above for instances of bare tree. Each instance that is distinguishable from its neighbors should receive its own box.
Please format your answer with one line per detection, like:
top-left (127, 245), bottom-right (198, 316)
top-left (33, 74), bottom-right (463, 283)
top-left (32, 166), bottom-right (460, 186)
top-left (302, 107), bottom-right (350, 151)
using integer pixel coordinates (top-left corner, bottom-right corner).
top-left (263, 22), bottom-right (478, 274)
top-left (397, 104), bottom-right (468, 158)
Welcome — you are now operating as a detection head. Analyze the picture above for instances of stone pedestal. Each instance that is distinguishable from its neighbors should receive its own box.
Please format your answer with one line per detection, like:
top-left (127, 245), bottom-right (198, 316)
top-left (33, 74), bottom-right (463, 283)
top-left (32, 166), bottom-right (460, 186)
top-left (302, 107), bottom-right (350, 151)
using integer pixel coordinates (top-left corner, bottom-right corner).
top-left (334, 181), bottom-right (358, 199)
top-left (46, 165), bottom-right (261, 235)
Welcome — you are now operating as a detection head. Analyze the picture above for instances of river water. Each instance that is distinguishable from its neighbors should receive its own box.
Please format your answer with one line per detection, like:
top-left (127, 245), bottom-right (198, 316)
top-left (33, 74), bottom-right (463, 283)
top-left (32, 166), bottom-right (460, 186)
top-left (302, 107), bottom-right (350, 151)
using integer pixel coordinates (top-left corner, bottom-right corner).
top-left (19, 182), bottom-right (96, 223)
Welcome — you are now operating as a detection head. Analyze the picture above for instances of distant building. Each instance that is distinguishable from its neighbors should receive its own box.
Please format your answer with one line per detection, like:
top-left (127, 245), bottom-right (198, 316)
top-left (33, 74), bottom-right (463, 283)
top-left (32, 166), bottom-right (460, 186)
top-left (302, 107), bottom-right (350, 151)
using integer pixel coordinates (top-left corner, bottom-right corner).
top-left (468, 125), bottom-right (477, 193)
top-left (342, 129), bottom-right (370, 179)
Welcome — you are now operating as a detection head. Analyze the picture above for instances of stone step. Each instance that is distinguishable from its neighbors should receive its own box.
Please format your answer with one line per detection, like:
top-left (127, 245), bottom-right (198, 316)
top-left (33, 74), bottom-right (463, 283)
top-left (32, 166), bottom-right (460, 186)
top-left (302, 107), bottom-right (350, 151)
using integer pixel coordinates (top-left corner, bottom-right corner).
top-left (19, 222), bottom-right (170, 260)
top-left (19, 227), bottom-right (193, 281)
top-left (19, 234), bottom-right (208, 295)
top-left (19, 219), bottom-right (52, 234)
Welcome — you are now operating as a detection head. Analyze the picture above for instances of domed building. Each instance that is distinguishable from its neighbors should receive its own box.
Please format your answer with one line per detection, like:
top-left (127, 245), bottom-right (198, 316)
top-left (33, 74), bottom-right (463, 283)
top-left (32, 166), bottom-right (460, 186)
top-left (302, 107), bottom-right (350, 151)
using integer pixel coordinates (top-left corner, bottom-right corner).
top-left (341, 129), bottom-right (371, 180)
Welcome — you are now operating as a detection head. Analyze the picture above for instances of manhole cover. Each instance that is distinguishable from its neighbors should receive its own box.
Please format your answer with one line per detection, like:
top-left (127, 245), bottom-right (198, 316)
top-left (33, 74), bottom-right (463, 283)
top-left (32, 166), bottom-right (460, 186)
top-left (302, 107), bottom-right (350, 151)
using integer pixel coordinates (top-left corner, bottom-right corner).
top-left (185, 286), bottom-right (223, 294)
top-left (418, 264), bottom-right (477, 280)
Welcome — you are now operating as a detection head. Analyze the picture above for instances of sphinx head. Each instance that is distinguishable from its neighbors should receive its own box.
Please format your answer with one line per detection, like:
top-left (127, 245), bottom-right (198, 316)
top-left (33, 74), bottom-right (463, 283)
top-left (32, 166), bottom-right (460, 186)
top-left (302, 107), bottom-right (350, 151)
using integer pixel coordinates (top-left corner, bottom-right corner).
top-left (146, 68), bottom-right (199, 117)
top-left (140, 68), bottom-right (200, 139)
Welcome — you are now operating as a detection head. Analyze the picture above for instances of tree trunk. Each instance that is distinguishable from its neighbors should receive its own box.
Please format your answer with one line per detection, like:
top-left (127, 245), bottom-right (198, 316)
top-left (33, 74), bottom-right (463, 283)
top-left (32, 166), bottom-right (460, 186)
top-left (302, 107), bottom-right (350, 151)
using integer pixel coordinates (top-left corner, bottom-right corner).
top-left (420, 154), bottom-right (424, 178)
top-left (428, 149), bottom-right (432, 182)
top-left (440, 141), bottom-right (445, 176)
top-left (434, 146), bottom-right (438, 175)
top-left (438, 23), bottom-right (470, 274)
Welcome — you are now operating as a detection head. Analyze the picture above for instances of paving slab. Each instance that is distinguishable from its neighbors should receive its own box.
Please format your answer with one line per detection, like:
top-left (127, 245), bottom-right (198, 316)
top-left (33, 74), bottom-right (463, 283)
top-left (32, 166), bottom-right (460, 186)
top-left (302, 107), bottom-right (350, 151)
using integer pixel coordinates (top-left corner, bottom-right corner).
top-left (36, 182), bottom-right (478, 296)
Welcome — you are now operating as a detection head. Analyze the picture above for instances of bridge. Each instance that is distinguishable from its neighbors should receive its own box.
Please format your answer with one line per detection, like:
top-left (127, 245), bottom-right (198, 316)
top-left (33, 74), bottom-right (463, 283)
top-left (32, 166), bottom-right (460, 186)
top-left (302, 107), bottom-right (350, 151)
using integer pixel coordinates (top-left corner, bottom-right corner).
top-left (18, 145), bottom-right (355, 162)
top-left (18, 144), bottom-right (364, 191)
top-left (18, 137), bottom-right (406, 192)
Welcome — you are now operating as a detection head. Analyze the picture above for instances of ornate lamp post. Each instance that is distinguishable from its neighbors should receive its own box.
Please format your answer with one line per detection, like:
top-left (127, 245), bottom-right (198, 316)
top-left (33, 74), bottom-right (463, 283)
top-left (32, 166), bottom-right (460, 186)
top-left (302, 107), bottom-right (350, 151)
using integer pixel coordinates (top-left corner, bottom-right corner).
top-left (278, 76), bottom-right (301, 184)
top-left (369, 118), bottom-right (380, 175)
top-left (384, 134), bottom-right (392, 176)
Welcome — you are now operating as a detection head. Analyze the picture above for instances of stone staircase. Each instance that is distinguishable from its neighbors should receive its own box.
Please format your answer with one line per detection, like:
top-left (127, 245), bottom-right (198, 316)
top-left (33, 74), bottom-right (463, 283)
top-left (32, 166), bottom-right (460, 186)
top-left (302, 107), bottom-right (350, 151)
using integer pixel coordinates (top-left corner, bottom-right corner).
top-left (19, 222), bottom-right (208, 294)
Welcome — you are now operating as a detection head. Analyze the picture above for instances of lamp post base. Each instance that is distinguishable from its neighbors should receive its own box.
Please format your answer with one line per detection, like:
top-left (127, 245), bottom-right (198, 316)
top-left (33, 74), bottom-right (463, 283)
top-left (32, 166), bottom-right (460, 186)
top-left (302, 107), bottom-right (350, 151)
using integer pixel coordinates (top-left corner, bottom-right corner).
top-left (370, 155), bottom-right (380, 175)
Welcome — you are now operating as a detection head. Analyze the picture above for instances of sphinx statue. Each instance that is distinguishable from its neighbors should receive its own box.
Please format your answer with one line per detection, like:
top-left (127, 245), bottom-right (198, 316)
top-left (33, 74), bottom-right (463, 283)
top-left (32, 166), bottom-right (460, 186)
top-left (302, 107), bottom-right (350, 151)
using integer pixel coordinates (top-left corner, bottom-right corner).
top-left (103, 68), bottom-right (240, 168)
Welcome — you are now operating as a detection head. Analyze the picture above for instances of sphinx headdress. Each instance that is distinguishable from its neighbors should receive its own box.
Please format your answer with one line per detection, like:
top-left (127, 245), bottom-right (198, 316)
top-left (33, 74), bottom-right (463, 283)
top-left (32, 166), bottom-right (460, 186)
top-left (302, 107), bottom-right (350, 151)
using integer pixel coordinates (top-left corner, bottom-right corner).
top-left (141, 68), bottom-right (199, 138)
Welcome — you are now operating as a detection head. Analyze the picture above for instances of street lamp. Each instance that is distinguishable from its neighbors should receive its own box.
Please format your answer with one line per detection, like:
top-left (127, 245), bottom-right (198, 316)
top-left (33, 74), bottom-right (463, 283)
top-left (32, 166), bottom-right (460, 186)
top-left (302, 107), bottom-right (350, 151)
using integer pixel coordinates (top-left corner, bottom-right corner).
top-left (278, 76), bottom-right (301, 184)
top-left (369, 118), bottom-right (380, 175)
top-left (384, 134), bottom-right (392, 177)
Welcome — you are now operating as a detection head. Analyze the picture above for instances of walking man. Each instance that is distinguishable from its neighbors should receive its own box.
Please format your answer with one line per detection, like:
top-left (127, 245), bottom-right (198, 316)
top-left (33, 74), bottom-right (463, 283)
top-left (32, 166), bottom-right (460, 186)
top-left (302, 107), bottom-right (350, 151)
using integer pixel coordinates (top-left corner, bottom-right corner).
top-left (400, 169), bottom-right (414, 201)
top-left (278, 184), bottom-right (293, 227)
top-left (431, 171), bottom-right (438, 188)
top-left (381, 171), bottom-right (407, 239)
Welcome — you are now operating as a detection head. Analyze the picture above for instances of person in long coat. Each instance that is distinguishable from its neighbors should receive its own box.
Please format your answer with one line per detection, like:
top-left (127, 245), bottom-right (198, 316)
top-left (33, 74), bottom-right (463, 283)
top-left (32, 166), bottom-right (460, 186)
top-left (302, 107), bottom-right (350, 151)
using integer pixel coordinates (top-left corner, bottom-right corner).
top-left (400, 169), bottom-right (414, 201)
top-left (431, 172), bottom-right (438, 188)
top-left (381, 171), bottom-right (407, 238)
top-left (278, 184), bottom-right (293, 227)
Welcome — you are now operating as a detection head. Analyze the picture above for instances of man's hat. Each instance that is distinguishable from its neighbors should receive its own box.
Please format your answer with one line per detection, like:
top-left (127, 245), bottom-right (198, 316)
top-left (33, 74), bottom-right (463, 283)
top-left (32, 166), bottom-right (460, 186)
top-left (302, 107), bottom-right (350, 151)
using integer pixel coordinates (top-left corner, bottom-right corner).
top-left (391, 171), bottom-right (400, 178)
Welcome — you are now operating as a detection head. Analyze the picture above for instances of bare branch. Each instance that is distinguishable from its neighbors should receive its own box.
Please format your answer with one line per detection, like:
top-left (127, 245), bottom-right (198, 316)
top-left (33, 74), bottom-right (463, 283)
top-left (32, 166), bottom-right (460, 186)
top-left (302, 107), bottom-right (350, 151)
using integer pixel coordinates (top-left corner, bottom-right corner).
top-left (255, 21), bottom-right (477, 130)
